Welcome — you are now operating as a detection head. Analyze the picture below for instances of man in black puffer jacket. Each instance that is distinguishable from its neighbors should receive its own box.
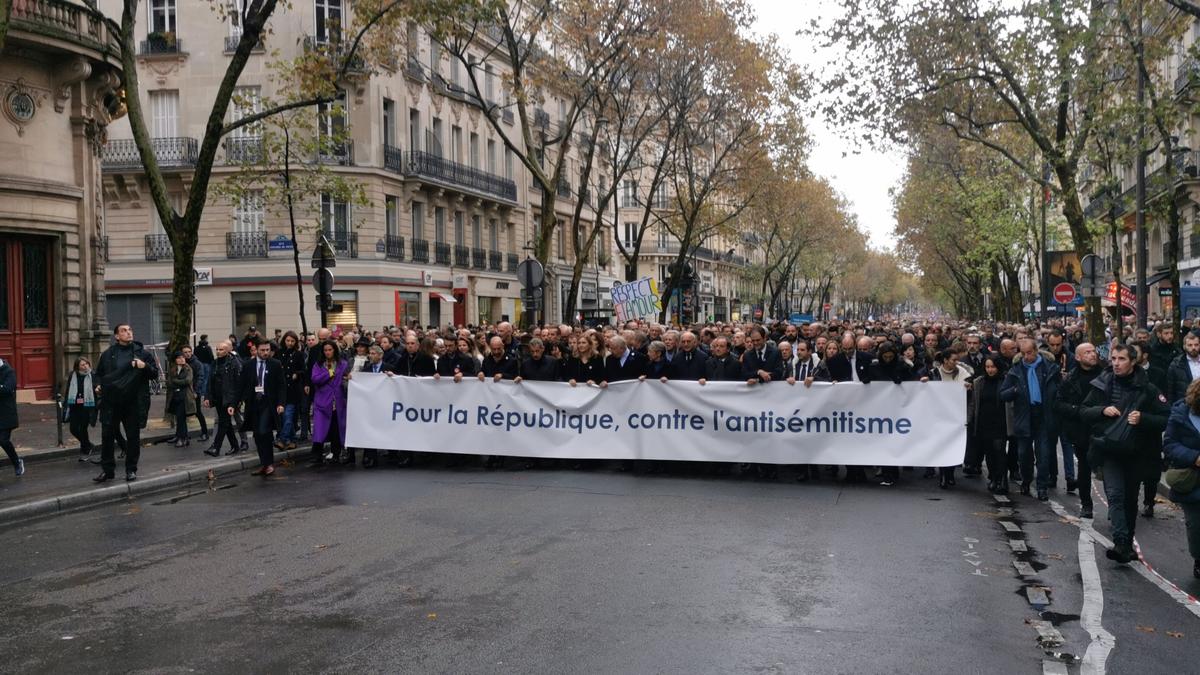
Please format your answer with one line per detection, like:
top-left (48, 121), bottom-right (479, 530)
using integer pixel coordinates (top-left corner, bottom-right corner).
top-left (1054, 343), bottom-right (1105, 518)
top-left (1081, 343), bottom-right (1170, 564)
top-left (93, 324), bottom-right (159, 482)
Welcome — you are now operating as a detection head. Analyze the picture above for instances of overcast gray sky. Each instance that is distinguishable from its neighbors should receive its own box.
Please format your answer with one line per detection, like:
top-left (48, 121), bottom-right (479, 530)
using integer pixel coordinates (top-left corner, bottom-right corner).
top-left (749, 0), bottom-right (904, 249)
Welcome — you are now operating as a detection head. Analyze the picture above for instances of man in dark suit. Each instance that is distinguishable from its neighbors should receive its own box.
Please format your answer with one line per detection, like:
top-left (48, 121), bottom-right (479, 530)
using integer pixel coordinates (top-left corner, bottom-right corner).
top-left (237, 337), bottom-right (285, 477)
top-left (742, 325), bottom-right (784, 385)
top-left (604, 335), bottom-right (648, 382)
top-left (701, 337), bottom-right (742, 383)
top-left (667, 331), bottom-right (708, 381)
top-left (824, 332), bottom-right (873, 383)
top-left (517, 338), bottom-right (560, 382)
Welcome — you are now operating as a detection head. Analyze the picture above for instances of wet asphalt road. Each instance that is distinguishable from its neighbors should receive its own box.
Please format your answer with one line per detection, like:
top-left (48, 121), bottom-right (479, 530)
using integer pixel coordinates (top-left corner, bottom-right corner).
top-left (1, 463), bottom-right (1198, 674)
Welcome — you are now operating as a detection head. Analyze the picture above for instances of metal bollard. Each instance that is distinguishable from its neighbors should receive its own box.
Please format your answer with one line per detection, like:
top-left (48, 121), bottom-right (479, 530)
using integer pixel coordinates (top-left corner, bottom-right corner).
top-left (55, 392), bottom-right (64, 448)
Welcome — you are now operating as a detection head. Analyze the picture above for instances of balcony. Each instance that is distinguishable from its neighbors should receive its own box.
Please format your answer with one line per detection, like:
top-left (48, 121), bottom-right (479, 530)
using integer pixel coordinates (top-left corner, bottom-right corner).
top-left (1177, 57), bottom-right (1199, 95)
top-left (471, 247), bottom-right (487, 270)
top-left (502, 108), bottom-right (514, 125)
top-left (224, 33), bottom-right (265, 53)
top-left (454, 245), bottom-right (471, 266)
top-left (144, 234), bottom-right (172, 261)
top-left (400, 150), bottom-right (518, 202)
top-left (224, 137), bottom-right (263, 163)
top-left (226, 230), bottom-right (267, 259)
top-left (10, 0), bottom-right (122, 53)
top-left (385, 234), bottom-right (405, 261)
top-left (383, 144), bottom-right (404, 172)
top-left (556, 177), bottom-right (571, 199)
top-left (507, 253), bottom-right (519, 272)
top-left (302, 35), bottom-right (367, 75)
top-left (488, 251), bottom-right (503, 271)
top-left (103, 137), bottom-right (198, 170)
top-left (412, 238), bottom-right (430, 263)
top-left (317, 141), bottom-right (354, 166)
top-left (404, 54), bottom-right (426, 82)
top-left (140, 32), bottom-right (182, 56)
top-left (320, 231), bottom-right (358, 258)
top-left (434, 242), bottom-right (451, 265)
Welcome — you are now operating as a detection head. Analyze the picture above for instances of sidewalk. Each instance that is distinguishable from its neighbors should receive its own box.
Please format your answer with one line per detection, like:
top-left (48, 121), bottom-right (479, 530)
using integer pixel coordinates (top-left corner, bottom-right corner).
top-left (0, 394), bottom-right (314, 525)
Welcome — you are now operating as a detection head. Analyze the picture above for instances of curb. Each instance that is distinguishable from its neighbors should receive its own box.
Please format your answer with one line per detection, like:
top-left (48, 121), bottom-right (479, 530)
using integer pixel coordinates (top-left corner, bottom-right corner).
top-left (0, 430), bottom-right (218, 468)
top-left (0, 447), bottom-right (312, 527)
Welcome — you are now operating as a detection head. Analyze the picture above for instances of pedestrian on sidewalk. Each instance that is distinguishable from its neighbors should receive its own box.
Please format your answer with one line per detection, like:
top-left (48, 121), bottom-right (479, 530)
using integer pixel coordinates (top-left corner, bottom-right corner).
top-left (0, 356), bottom-right (25, 478)
top-left (274, 331), bottom-right (305, 451)
top-left (182, 345), bottom-right (209, 443)
top-left (93, 324), bottom-right (158, 483)
top-left (204, 340), bottom-right (242, 457)
top-left (165, 352), bottom-right (195, 448)
top-left (64, 357), bottom-right (98, 462)
top-left (238, 337), bottom-right (284, 477)
top-left (1162, 378), bottom-right (1200, 580)
top-left (309, 340), bottom-right (349, 468)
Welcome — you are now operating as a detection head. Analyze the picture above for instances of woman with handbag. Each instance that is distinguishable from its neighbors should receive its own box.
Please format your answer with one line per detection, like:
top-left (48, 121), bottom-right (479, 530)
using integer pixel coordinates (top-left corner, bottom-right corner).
top-left (165, 352), bottom-right (196, 447)
top-left (64, 357), bottom-right (99, 462)
top-left (1080, 343), bottom-right (1170, 564)
top-left (1161, 378), bottom-right (1200, 580)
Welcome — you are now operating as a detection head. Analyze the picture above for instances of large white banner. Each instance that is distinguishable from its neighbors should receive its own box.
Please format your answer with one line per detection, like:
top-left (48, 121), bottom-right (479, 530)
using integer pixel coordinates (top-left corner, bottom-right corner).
top-left (346, 375), bottom-right (967, 466)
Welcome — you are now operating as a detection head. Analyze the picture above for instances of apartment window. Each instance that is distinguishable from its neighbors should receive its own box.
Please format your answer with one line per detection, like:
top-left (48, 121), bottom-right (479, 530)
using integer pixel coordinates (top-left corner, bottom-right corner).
top-left (658, 225), bottom-right (670, 248)
top-left (485, 64), bottom-right (495, 101)
top-left (622, 222), bottom-right (637, 248)
top-left (149, 0), bottom-right (176, 35)
top-left (434, 206), bottom-right (446, 244)
top-left (409, 108), bottom-right (420, 154)
top-left (489, 219), bottom-right (500, 251)
top-left (151, 193), bottom-right (183, 234)
top-left (621, 179), bottom-right (638, 208)
top-left (406, 21), bottom-right (419, 62)
top-left (385, 195), bottom-right (399, 236)
top-left (321, 193), bottom-right (350, 239)
top-left (317, 91), bottom-right (346, 158)
top-left (430, 117), bottom-right (443, 156)
top-left (487, 139), bottom-right (496, 174)
top-left (149, 90), bottom-right (178, 137)
top-left (558, 99), bottom-right (566, 124)
top-left (469, 132), bottom-right (479, 168)
top-left (472, 215), bottom-right (482, 248)
top-left (454, 212), bottom-right (465, 246)
top-left (382, 98), bottom-right (395, 147)
top-left (452, 125), bottom-right (463, 164)
top-left (653, 183), bottom-right (668, 209)
top-left (230, 86), bottom-right (261, 143)
top-left (315, 0), bottom-right (342, 44)
top-left (504, 146), bottom-right (513, 180)
top-left (659, 265), bottom-right (670, 283)
top-left (412, 202), bottom-right (424, 240)
top-left (232, 291), bottom-right (266, 338)
top-left (451, 58), bottom-right (461, 88)
top-left (233, 190), bottom-right (264, 232)
top-left (429, 39), bottom-right (441, 79)
top-left (227, 0), bottom-right (243, 37)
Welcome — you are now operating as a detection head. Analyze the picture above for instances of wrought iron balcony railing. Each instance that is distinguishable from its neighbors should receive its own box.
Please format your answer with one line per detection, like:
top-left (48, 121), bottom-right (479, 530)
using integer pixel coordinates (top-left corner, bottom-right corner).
top-left (140, 33), bottom-right (181, 55)
top-left (434, 242), bottom-right (451, 265)
top-left (411, 238), bottom-right (430, 263)
top-left (506, 253), bottom-right (519, 272)
top-left (401, 150), bottom-right (517, 202)
top-left (454, 244), bottom-right (471, 267)
top-left (145, 233), bottom-right (172, 261)
top-left (225, 137), bottom-right (263, 164)
top-left (103, 137), bottom-right (199, 170)
top-left (385, 234), bottom-right (405, 261)
top-left (320, 231), bottom-right (358, 258)
top-left (488, 251), bottom-right (503, 271)
top-left (224, 33), bottom-right (265, 53)
top-left (471, 246), bottom-right (487, 270)
top-left (383, 144), bottom-right (404, 172)
top-left (226, 230), bottom-right (267, 259)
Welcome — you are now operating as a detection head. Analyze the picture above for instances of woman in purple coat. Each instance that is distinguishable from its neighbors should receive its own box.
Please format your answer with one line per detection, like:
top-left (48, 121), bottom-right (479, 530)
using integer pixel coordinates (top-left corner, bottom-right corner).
top-left (309, 340), bottom-right (350, 467)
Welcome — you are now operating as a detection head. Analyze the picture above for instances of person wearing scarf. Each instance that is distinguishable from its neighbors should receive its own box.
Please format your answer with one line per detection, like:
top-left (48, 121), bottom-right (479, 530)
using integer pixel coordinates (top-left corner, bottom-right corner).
top-left (64, 357), bottom-right (99, 462)
top-left (1000, 338), bottom-right (1061, 501)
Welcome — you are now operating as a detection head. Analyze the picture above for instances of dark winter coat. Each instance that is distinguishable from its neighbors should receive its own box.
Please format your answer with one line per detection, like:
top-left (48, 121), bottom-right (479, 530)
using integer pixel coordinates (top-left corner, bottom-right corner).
top-left (94, 340), bottom-right (159, 429)
top-left (999, 356), bottom-right (1061, 438)
top-left (208, 353), bottom-right (243, 408)
top-left (1054, 363), bottom-right (1106, 449)
top-left (1147, 336), bottom-right (1181, 393)
top-left (971, 373), bottom-right (1007, 441)
top-left (1165, 352), bottom-right (1198, 405)
top-left (1081, 368), bottom-right (1169, 468)
top-left (0, 358), bottom-right (18, 430)
top-left (276, 347), bottom-right (307, 404)
top-left (1162, 400), bottom-right (1200, 504)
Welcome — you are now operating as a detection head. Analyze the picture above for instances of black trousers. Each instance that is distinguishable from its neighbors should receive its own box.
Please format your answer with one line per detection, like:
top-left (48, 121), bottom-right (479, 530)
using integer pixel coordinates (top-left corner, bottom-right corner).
top-left (101, 405), bottom-right (141, 474)
top-left (1075, 442), bottom-right (1093, 511)
top-left (68, 406), bottom-right (93, 451)
top-left (254, 431), bottom-right (274, 467)
top-left (312, 415), bottom-right (342, 463)
top-left (191, 405), bottom-right (208, 435)
top-left (212, 403), bottom-right (239, 452)
top-left (173, 396), bottom-right (189, 440)
top-left (0, 427), bottom-right (18, 464)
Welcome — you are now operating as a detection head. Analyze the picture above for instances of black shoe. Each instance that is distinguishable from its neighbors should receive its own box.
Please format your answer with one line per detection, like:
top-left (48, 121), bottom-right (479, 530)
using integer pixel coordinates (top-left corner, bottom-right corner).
top-left (240, 440), bottom-right (249, 452)
top-left (1080, 507), bottom-right (1093, 519)
top-left (125, 471), bottom-right (137, 482)
top-left (1066, 479), bottom-right (1077, 494)
top-left (203, 449), bottom-right (220, 458)
top-left (923, 468), bottom-right (937, 479)
top-left (994, 481), bottom-right (1009, 495)
top-left (939, 474), bottom-right (949, 489)
top-left (1106, 544), bottom-right (1134, 564)
top-left (199, 432), bottom-right (209, 442)
top-left (173, 439), bottom-right (186, 448)
top-left (1019, 481), bottom-right (1031, 496)
top-left (225, 446), bottom-right (240, 456)
top-left (92, 472), bottom-right (115, 483)
top-left (340, 454), bottom-right (355, 465)
top-left (362, 457), bottom-right (377, 469)
top-left (1037, 488), bottom-right (1048, 501)
top-left (1141, 503), bottom-right (1154, 518)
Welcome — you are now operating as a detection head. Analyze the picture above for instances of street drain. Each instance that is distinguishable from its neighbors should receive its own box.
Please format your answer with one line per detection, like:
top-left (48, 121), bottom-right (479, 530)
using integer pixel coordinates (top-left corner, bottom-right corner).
top-left (152, 483), bottom-right (237, 505)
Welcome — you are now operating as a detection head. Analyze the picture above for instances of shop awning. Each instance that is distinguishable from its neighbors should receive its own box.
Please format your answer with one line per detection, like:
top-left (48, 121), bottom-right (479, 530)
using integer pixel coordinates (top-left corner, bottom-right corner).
top-left (432, 292), bottom-right (457, 303)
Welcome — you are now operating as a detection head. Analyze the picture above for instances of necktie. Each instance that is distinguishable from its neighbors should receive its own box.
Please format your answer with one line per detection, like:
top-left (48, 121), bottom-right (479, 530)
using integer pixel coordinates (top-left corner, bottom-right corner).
top-left (760, 349), bottom-right (766, 362)
top-left (257, 360), bottom-right (265, 387)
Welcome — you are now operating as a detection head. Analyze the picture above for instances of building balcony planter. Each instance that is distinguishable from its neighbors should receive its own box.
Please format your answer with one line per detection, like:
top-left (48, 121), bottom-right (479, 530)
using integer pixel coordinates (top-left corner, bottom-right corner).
top-left (141, 31), bottom-right (180, 55)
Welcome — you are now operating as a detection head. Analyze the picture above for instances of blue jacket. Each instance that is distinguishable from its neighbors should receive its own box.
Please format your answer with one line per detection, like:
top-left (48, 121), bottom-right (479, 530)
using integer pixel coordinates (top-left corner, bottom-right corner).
top-left (999, 357), bottom-right (1060, 438)
top-left (1162, 400), bottom-right (1200, 503)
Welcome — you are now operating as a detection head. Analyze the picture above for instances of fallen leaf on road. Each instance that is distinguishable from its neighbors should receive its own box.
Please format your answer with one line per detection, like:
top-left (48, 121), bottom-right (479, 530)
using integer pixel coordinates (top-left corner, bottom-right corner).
top-left (1167, 631), bottom-right (1184, 638)
top-left (1136, 625), bottom-right (1156, 633)
top-left (427, 613), bottom-right (437, 620)
top-left (125, 506), bottom-right (141, 515)
top-left (1040, 535), bottom-right (1051, 540)
top-left (314, 544), bottom-right (328, 550)
top-left (1048, 553), bottom-right (1064, 561)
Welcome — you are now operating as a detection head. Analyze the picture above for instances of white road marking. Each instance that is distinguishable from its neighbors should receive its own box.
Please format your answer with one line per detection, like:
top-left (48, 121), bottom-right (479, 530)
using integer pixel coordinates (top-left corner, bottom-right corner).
top-left (1048, 499), bottom-right (1200, 619)
top-left (1076, 531), bottom-right (1115, 675)
top-left (1042, 660), bottom-right (1069, 675)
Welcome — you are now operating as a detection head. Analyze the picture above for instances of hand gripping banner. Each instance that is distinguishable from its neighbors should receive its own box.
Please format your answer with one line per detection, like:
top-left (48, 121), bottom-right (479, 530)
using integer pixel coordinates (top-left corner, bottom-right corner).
top-left (346, 375), bottom-right (967, 466)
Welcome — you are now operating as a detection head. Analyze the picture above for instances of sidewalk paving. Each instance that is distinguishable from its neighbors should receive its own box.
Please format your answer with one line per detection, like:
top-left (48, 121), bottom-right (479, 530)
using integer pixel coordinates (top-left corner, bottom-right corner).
top-left (0, 393), bottom-right (314, 525)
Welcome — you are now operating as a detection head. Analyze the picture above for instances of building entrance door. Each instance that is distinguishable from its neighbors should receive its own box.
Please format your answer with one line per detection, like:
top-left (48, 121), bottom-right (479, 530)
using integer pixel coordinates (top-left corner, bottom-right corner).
top-left (0, 237), bottom-right (55, 398)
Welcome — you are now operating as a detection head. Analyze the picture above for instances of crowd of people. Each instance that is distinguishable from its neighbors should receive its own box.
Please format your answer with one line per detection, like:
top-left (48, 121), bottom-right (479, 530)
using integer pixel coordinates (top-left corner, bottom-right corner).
top-left (2, 314), bottom-right (1199, 578)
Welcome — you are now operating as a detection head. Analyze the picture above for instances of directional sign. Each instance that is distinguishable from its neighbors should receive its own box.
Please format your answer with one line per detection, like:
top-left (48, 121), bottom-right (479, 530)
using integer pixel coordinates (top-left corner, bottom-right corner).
top-left (312, 268), bottom-right (335, 295)
top-left (517, 259), bottom-right (544, 289)
top-left (1053, 282), bottom-right (1077, 304)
